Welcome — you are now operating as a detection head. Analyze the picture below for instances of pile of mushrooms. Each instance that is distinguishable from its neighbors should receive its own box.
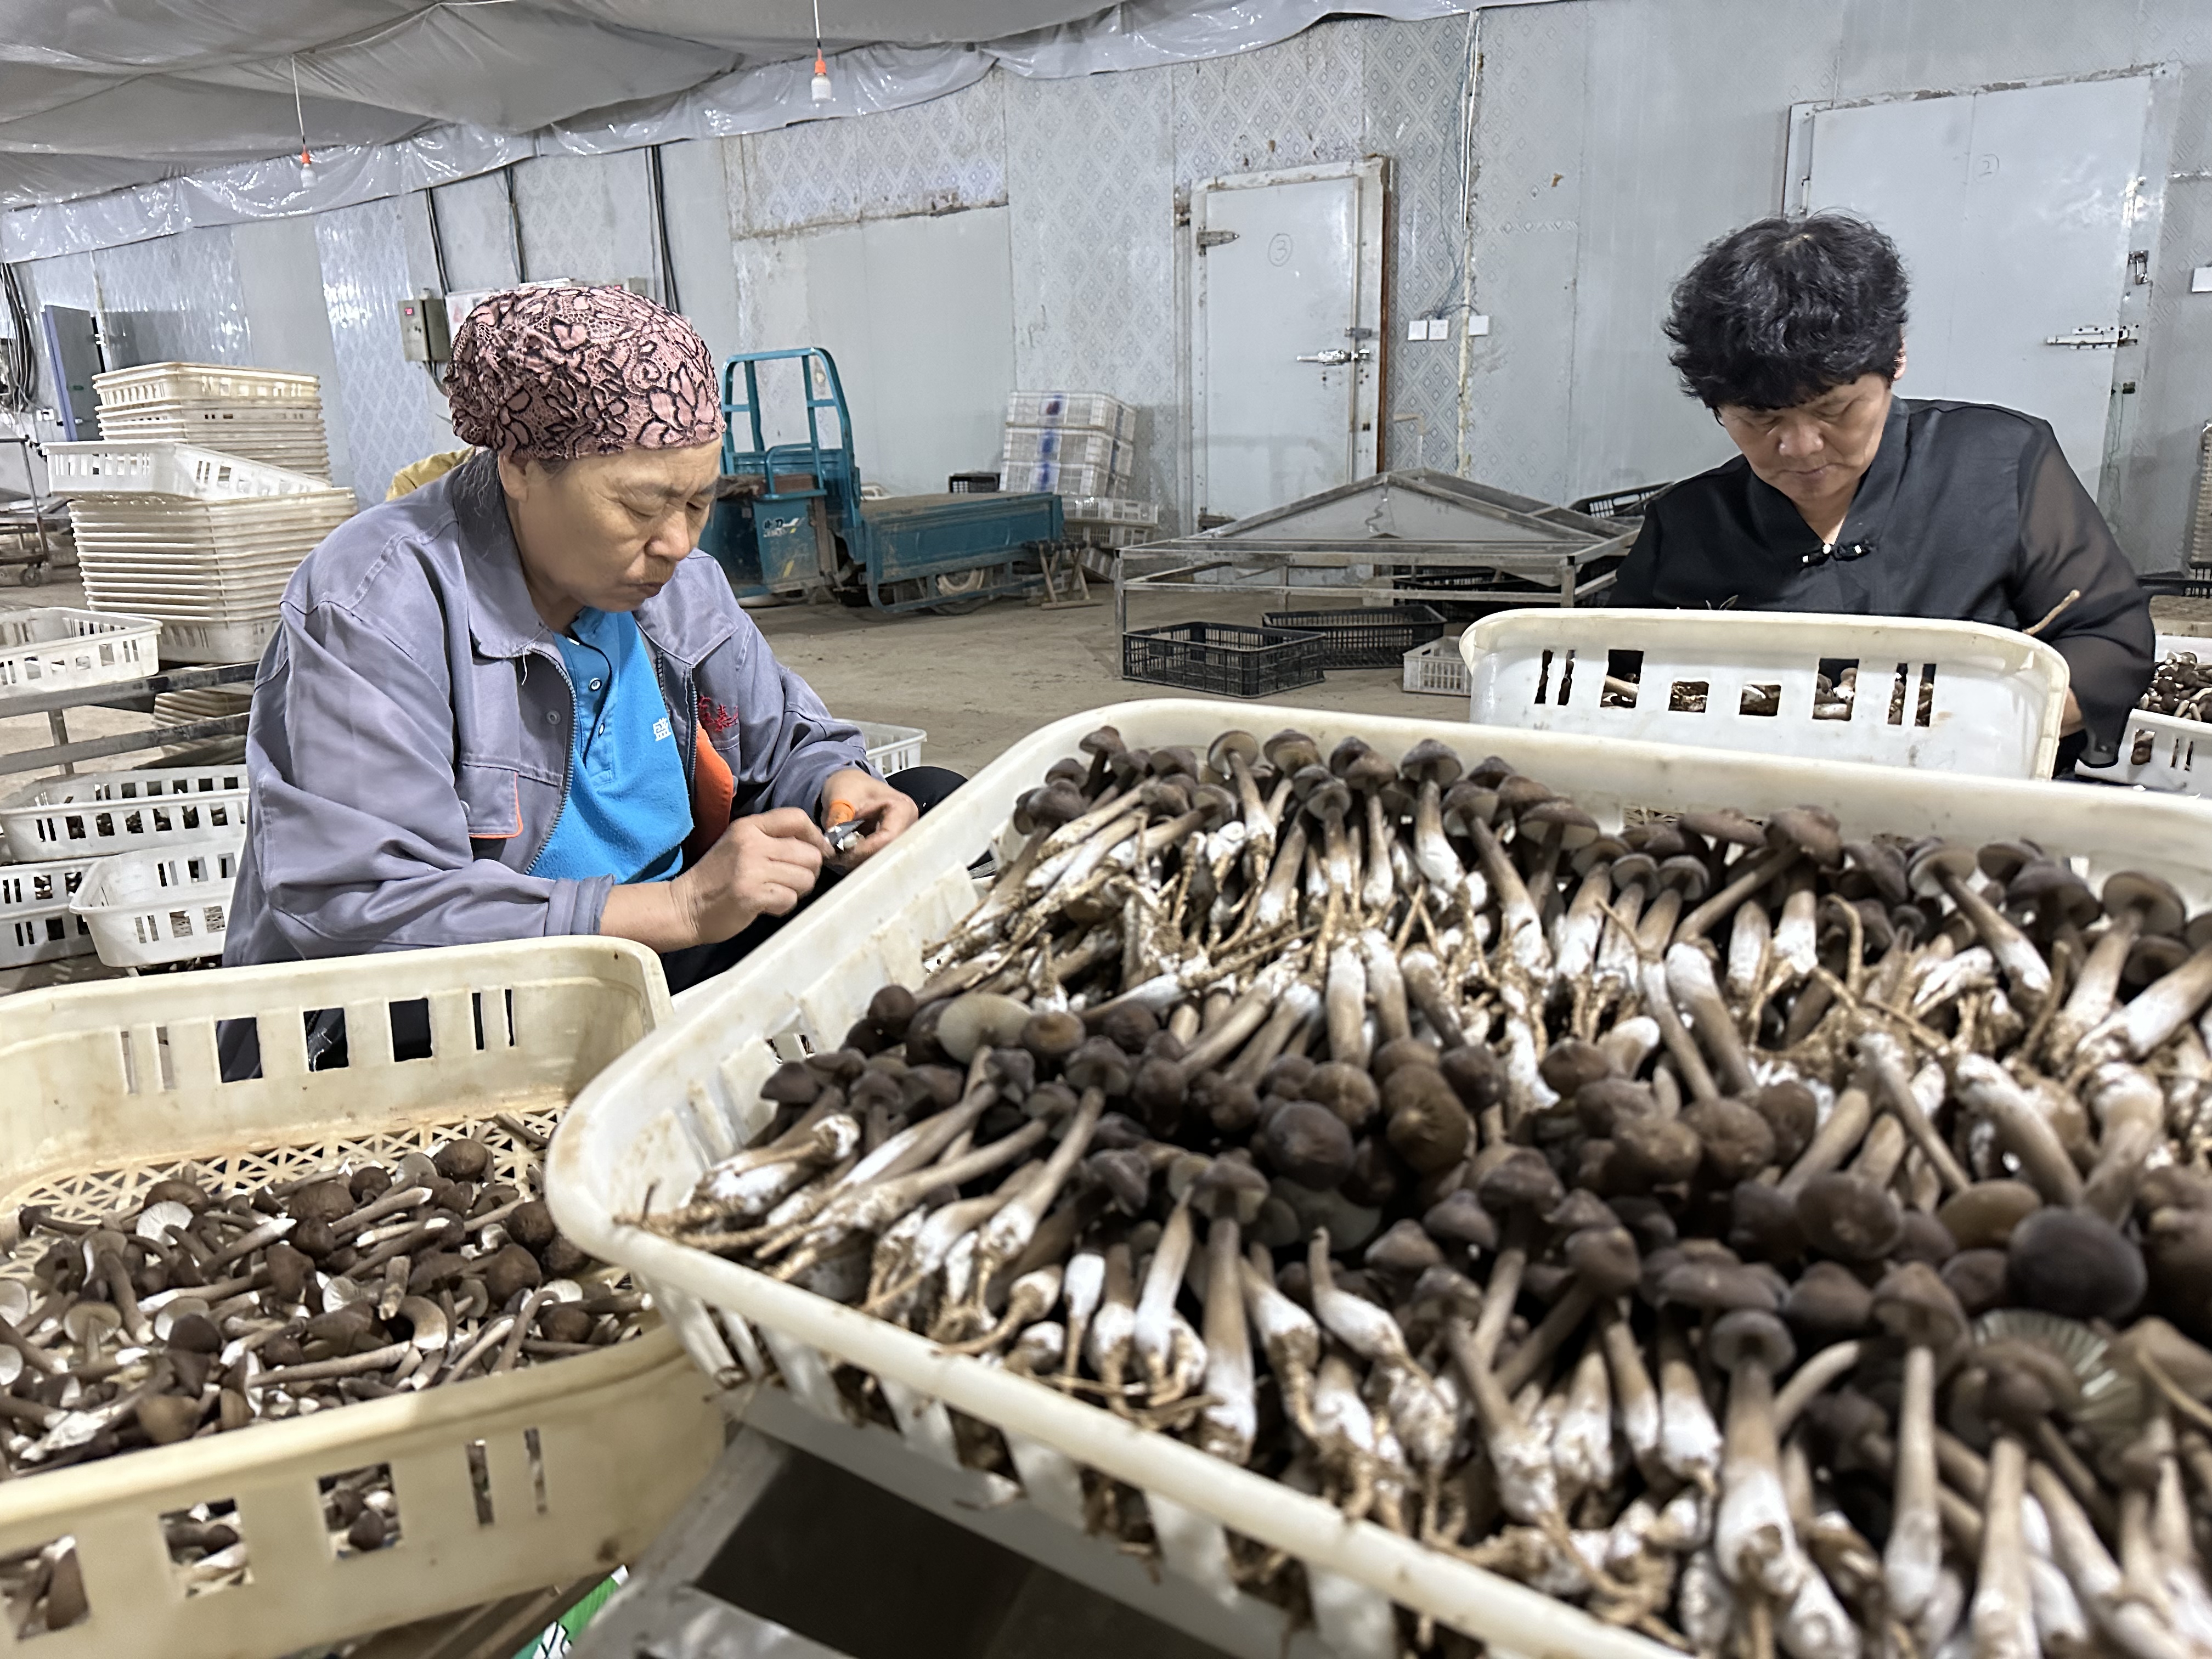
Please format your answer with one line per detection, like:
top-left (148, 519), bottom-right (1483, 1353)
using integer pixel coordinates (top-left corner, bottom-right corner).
top-left (2128, 647), bottom-right (2212, 763)
top-left (647, 723), bottom-right (2212, 1659)
top-left (0, 1128), bottom-right (642, 1639)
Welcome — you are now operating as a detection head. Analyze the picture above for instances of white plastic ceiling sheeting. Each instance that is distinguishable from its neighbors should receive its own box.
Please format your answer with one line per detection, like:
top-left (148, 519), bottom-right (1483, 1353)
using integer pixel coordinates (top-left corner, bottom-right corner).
top-left (0, 0), bottom-right (1475, 212)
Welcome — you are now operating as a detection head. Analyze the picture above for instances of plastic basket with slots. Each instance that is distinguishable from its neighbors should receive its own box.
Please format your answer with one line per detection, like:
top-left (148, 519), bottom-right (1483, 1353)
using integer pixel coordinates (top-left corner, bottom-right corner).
top-left (154, 615), bottom-right (279, 666)
top-left (0, 857), bottom-right (98, 971)
top-left (0, 939), bottom-right (719, 1659)
top-left (1259, 605), bottom-right (1446, 669)
top-left (548, 699), bottom-right (2212, 1659)
top-left (855, 721), bottom-right (925, 776)
top-left (1060, 495), bottom-right (1160, 527)
top-left (0, 766), bottom-right (250, 863)
top-left (92, 362), bottom-right (321, 410)
top-left (1000, 426), bottom-right (1132, 478)
top-left (70, 830), bottom-right (242, 969)
top-left (1459, 607), bottom-right (2069, 778)
top-left (1121, 621), bottom-right (1324, 699)
top-left (2077, 633), bottom-right (2212, 795)
top-left (1400, 633), bottom-right (1468, 697)
top-left (1000, 460), bottom-right (1122, 498)
top-left (46, 443), bottom-right (329, 502)
top-left (1003, 391), bottom-right (1136, 443)
top-left (0, 608), bottom-right (161, 699)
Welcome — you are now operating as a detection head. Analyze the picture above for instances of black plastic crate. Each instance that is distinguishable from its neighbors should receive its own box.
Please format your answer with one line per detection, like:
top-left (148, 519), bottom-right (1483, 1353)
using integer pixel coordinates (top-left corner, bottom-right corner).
top-left (947, 471), bottom-right (1001, 493)
top-left (1258, 604), bottom-right (1446, 668)
top-left (1571, 481), bottom-right (1671, 520)
top-left (1121, 622), bottom-right (1325, 698)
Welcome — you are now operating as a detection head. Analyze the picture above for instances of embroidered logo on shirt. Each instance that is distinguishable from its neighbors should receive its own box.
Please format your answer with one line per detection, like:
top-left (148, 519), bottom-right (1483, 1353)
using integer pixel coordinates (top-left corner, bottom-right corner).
top-left (698, 697), bottom-right (739, 736)
top-left (653, 717), bottom-right (672, 742)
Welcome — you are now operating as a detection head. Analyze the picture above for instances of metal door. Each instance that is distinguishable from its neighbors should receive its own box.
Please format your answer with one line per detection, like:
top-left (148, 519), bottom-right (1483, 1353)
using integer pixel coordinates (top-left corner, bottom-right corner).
top-left (39, 307), bottom-right (103, 441)
top-left (1791, 76), bottom-right (2153, 493)
top-left (1194, 160), bottom-right (1384, 524)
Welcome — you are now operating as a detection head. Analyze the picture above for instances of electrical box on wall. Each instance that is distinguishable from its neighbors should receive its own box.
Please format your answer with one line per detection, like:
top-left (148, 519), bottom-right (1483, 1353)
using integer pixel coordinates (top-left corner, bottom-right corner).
top-left (396, 295), bottom-right (450, 363)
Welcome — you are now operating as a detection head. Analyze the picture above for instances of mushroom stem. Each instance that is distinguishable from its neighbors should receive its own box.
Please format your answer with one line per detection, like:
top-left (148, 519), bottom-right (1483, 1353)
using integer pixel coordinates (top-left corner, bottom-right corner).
top-left (1194, 1217), bottom-right (1254, 1464)
top-left (1666, 943), bottom-right (1758, 1096)
top-left (1883, 1343), bottom-right (1942, 1626)
top-left (1674, 845), bottom-right (1796, 949)
top-left (1360, 929), bottom-right (1412, 1043)
top-left (1640, 957), bottom-right (1719, 1104)
top-left (1953, 1055), bottom-right (2085, 1207)
top-left (2100, 941), bottom-right (2212, 1063)
top-left (1857, 1037), bottom-right (1971, 1197)
top-left (1770, 1341), bottom-right (1861, 1438)
top-left (1933, 866), bottom-right (2051, 1013)
top-left (1971, 1435), bottom-right (2037, 1659)
top-left (2081, 1062), bottom-right (2165, 1224)
top-left (2028, 1459), bottom-right (2196, 1659)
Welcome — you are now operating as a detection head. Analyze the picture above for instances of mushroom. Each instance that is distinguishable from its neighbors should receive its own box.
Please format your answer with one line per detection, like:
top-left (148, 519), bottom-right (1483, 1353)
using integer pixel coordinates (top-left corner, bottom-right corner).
top-left (1870, 1262), bottom-right (1968, 1628)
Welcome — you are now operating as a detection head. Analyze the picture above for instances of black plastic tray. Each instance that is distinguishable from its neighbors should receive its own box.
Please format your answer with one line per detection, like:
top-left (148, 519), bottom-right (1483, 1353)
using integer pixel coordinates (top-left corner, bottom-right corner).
top-left (1257, 605), bottom-right (1446, 668)
top-left (1120, 622), bottom-right (1325, 698)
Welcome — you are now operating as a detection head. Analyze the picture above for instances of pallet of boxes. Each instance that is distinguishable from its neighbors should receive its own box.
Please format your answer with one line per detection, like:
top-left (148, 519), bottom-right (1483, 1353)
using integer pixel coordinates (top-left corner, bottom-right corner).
top-left (18, 365), bottom-right (356, 972)
top-left (1000, 391), bottom-right (1161, 585)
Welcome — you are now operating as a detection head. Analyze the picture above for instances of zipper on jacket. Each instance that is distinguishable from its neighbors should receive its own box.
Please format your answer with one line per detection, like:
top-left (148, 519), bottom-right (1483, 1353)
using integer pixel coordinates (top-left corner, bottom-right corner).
top-left (522, 646), bottom-right (577, 878)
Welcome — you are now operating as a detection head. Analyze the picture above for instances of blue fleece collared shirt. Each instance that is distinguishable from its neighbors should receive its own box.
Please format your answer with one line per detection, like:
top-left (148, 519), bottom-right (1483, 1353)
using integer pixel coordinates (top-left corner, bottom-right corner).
top-left (531, 607), bottom-right (691, 884)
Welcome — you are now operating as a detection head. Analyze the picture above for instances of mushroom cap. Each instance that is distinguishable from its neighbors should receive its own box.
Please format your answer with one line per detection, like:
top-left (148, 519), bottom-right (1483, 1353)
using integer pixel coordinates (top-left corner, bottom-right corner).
top-left (867, 985), bottom-right (918, 1040)
top-left (1609, 1195), bottom-right (1678, 1253)
top-left (1941, 1249), bottom-right (2011, 1317)
top-left (1367, 1218), bottom-right (1446, 1275)
top-left (1656, 1259), bottom-right (1784, 1314)
top-left (1063, 1036), bottom-right (1135, 1097)
top-left (1520, 799), bottom-right (1599, 848)
top-left (1936, 1180), bottom-right (2043, 1250)
top-left (2124, 933), bottom-right (2191, 987)
top-left (1207, 729), bottom-right (1260, 772)
top-left (1894, 1209), bottom-right (1959, 1266)
top-left (1440, 778), bottom-right (1499, 830)
top-left (1467, 754), bottom-right (1517, 788)
top-left (1766, 806), bottom-right (1842, 867)
top-left (1544, 1189), bottom-right (1618, 1236)
top-left (1709, 1308), bottom-right (1797, 1375)
top-left (1612, 1114), bottom-right (1703, 1187)
top-left (1370, 1036), bottom-right (1442, 1084)
top-left (1573, 834), bottom-right (1632, 875)
top-left (286, 1181), bottom-right (356, 1224)
top-left (1575, 1077), bottom-right (1657, 1138)
top-left (1086, 1148), bottom-right (1154, 1214)
top-left (1872, 1260), bottom-right (1969, 1352)
top-left (1905, 840), bottom-right (1978, 897)
top-left (1020, 1009), bottom-right (1087, 1065)
top-left (2188, 911), bottom-right (2212, 952)
top-left (1080, 725), bottom-right (1125, 760)
top-left (1423, 1189), bottom-right (1499, 1250)
top-left (1752, 1081), bottom-right (1818, 1166)
top-left (1637, 823), bottom-right (1690, 859)
top-left (1345, 748), bottom-right (1399, 794)
top-left (1976, 839), bottom-right (2044, 884)
top-left (1565, 1225), bottom-right (1643, 1298)
top-left (2007, 859), bottom-right (2101, 927)
top-left (1437, 1045), bottom-right (1507, 1110)
top-left (1474, 1148), bottom-right (1565, 1216)
top-left (1537, 1039), bottom-right (1617, 1097)
top-left (1853, 898), bottom-right (1896, 955)
top-left (1655, 854), bottom-right (1712, 900)
top-left (1729, 1181), bottom-right (1808, 1263)
top-left (1327, 735), bottom-right (1375, 778)
top-left (1043, 755), bottom-right (1087, 788)
top-left (1399, 737), bottom-right (1464, 788)
top-left (1099, 1002), bottom-right (1160, 1056)
top-left (1784, 1261), bottom-right (1874, 1338)
top-left (1683, 1098), bottom-right (1776, 1183)
top-left (1383, 1066), bottom-right (1473, 1173)
top-left (1151, 744), bottom-right (1201, 781)
top-left (2102, 870), bottom-right (2186, 935)
top-left (1261, 1101), bottom-right (1357, 1191)
top-left (1681, 809), bottom-right (1765, 849)
top-left (1795, 1171), bottom-right (1905, 1262)
top-left (1302, 1061), bottom-right (1380, 1128)
top-left (1608, 851), bottom-right (1659, 889)
top-left (1496, 774), bottom-right (1559, 814)
top-left (1339, 1137), bottom-right (1405, 1209)
top-left (1265, 1053), bottom-right (1318, 1097)
top-left (2006, 1206), bottom-right (2146, 1321)
top-left (1300, 770), bottom-right (1353, 822)
top-left (1265, 728), bottom-right (1323, 774)
top-left (935, 992), bottom-right (1034, 1064)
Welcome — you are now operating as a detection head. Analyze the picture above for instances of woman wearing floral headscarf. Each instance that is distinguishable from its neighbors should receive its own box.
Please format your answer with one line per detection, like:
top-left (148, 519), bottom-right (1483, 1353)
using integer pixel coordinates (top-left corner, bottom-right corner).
top-left (224, 284), bottom-right (921, 984)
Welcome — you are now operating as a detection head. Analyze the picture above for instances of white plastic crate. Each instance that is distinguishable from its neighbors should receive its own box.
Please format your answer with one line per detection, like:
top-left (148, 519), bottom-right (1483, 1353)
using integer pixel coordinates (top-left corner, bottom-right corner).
top-left (0, 608), bottom-right (161, 699)
top-left (2077, 632), bottom-right (2212, 794)
top-left (1060, 495), bottom-right (1160, 527)
top-left (1001, 425), bottom-right (1133, 478)
top-left (1001, 460), bottom-right (1124, 498)
top-left (65, 492), bottom-right (354, 534)
top-left (0, 765), bottom-right (250, 862)
top-left (549, 697), bottom-right (2212, 1659)
top-left (1401, 633), bottom-right (1468, 696)
top-left (70, 830), bottom-right (242, 968)
top-left (98, 398), bottom-right (324, 430)
top-left (154, 614), bottom-right (279, 665)
top-left (1003, 390), bottom-right (1136, 443)
top-left (1460, 607), bottom-right (2069, 778)
top-left (92, 362), bottom-right (321, 409)
top-left (0, 856), bottom-right (98, 970)
top-left (46, 443), bottom-right (330, 501)
top-left (0, 938), bottom-right (721, 1659)
top-left (854, 720), bottom-right (924, 775)
top-left (1063, 520), bottom-right (1155, 551)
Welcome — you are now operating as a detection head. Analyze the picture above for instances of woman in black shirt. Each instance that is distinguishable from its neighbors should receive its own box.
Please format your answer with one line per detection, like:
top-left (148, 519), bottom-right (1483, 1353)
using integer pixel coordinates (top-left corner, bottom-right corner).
top-left (1612, 214), bottom-right (2154, 767)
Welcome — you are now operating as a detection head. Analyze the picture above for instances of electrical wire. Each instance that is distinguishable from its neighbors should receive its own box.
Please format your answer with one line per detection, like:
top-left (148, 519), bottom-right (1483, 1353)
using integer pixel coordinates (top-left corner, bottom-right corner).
top-left (0, 263), bottom-right (36, 415)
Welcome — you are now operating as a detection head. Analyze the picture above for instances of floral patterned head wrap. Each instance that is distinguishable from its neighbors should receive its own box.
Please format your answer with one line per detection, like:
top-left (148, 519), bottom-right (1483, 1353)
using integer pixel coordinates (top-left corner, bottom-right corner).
top-left (444, 284), bottom-right (723, 461)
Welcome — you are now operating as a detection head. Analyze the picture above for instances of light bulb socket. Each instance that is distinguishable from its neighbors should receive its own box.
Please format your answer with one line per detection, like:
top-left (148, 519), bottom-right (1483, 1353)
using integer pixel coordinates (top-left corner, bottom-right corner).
top-left (811, 71), bottom-right (833, 103)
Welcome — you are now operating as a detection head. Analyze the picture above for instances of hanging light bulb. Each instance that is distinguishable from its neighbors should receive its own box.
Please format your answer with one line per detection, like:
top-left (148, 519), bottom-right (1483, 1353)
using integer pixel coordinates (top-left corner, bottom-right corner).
top-left (809, 0), bottom-right (832, 102)
top-left (291, 56), bottom-right (317, 184)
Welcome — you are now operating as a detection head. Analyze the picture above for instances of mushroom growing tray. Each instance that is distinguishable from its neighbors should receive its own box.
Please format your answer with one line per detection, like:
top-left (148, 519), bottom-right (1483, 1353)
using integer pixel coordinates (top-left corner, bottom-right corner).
top-left (549, 699), bottom-right (2212, 1659)
top-left (0, 939), bottom-right (720, 1659)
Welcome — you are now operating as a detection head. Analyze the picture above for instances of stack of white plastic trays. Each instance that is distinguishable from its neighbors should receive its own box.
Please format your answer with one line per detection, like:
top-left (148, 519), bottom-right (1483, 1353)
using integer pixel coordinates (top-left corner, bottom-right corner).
top-left (1001, 388), bottom-right (1139, 499)
top-left (92, 363), bottom-right (331, 479)
top-left (48, 441), bottom-right (353, 665)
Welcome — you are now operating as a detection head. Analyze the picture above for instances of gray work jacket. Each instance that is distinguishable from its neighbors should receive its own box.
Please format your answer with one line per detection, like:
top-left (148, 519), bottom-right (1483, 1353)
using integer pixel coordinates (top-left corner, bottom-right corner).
top-left (222, 453), bottom-right (870, 966)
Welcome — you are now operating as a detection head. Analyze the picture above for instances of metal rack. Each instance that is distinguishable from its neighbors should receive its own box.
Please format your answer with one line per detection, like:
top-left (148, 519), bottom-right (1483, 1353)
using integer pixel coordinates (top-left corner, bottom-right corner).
top-left (0, 659), bottom-right (254, 777)
top-left (1112, 468), bottom-right (1634, 641)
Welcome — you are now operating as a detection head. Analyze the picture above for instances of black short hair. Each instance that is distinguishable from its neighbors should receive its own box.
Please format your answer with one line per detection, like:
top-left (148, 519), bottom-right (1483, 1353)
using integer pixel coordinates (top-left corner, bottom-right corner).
top-left (1664, 213), bottom-right (1909, 410)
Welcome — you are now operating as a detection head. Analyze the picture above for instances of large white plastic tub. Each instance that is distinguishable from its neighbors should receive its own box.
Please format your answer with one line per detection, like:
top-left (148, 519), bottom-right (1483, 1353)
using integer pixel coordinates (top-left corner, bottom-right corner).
top-left (2078, 632), bottom-right (2212, 795)
top-left (0, 939), bottom-right (720, 1659)
top-left (548, 698), bottom-right (2212, 1659)
top-left (1460, 607), bottom-right (2069, 777)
